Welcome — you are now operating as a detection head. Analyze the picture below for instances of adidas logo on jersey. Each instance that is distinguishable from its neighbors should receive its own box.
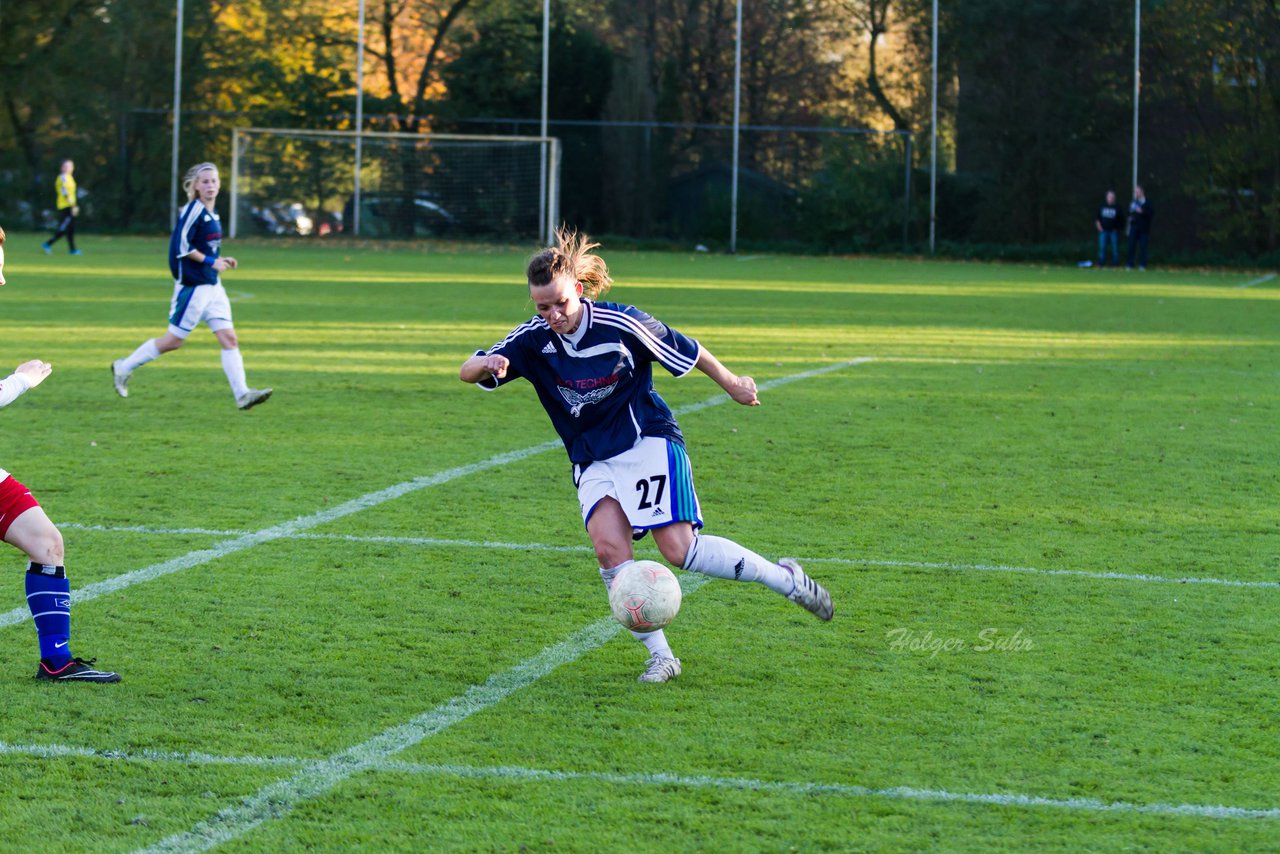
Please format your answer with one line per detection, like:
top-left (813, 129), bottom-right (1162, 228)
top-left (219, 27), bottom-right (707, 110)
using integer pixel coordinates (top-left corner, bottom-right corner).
top-left (541, 341), bottom-right (556, 354)
top-left (650, 507), bottom-right (665, 517)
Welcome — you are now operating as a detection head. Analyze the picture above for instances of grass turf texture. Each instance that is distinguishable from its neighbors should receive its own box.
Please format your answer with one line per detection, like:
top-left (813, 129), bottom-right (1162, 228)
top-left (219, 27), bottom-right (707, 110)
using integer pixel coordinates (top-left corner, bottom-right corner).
top-left (0, 232), bottom-right (1276, 851)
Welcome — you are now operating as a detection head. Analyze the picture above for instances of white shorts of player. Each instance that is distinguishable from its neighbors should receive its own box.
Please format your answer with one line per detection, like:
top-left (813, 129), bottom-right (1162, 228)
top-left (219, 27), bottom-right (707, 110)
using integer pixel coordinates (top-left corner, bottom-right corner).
top-left (575, 435), bottom-right (703, 540)
top-left (168, 282), bottom-right (234, 339)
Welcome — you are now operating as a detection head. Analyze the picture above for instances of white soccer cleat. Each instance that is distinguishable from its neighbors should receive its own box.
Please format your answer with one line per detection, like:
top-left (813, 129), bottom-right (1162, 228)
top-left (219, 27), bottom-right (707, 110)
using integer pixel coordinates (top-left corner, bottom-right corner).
top-left (638, 654), bottom-right (681, 683)
top-left (236, 388), bottom-right (273, 410)
top-left (110, 360), bottom-right (130, 398)
top-left (779, 558), bottom-right (834, 621)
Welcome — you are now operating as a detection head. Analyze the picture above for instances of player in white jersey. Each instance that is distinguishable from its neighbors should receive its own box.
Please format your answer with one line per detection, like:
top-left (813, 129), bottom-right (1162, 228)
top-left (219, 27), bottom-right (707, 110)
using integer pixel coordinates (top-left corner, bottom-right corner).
top-left (461, 229), bottom-right (834, 683)
top-left (0, 226), bottom-right (119, 681)
top-left (111, 162), bottom-right (272, 410)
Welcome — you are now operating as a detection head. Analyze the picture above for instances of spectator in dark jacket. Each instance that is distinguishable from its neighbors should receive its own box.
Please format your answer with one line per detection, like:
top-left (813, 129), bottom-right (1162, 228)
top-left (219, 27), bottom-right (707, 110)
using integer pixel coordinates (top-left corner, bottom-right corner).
top-left (1126, 185), bottom-right (1153, 270)
top-left (1095, 191), bottom-right (1121, 268)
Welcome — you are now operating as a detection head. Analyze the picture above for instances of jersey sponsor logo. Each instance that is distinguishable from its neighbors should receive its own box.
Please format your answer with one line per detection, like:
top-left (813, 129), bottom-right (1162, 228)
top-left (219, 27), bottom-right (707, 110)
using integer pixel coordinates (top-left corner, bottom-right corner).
top-left (541, 341), bottom-right (556, 354)
top-left (557, 380), bottom-right (617, 417)
top-left (560, 372), bottom-right (619, 392)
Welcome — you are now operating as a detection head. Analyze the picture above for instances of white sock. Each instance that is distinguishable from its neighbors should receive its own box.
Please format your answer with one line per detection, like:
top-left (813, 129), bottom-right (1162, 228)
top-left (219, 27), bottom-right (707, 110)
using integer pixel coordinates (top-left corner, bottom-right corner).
top-left (598, 560), bottom-right (633, 593)
top-left (631, 628), bottom-right (674, 660)
top-left (601, 561), bottom-right (675, 660)
top-left (682, 534), bottom-right (793, 595)
top-left (221, 348), bottom-right (249, 399)
top-left (120, 339), bottom-right (162, 373)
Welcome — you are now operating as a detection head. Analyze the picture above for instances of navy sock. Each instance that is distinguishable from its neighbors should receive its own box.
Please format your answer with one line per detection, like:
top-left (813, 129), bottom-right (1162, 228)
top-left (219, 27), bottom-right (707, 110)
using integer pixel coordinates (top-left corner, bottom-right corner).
top-left (26, 563), bottom-right (71, 665)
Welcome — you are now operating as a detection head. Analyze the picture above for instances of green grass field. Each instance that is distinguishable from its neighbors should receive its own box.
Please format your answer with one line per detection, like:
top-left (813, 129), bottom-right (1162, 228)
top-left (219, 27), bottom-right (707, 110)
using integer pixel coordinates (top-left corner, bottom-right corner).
top-left (0, 233), bottom-right (1276, 852)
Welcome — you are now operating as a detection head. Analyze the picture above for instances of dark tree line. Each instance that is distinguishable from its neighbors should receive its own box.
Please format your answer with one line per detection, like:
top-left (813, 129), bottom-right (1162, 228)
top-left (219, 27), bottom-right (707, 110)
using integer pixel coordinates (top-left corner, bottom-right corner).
top-left (1, 0), bottom-right (1276, 259)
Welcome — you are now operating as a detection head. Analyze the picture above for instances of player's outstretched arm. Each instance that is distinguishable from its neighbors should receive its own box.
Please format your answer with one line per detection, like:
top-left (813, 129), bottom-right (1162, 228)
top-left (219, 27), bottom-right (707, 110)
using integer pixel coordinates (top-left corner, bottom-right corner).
top-left (695, 348), bottom-right (758, 406)
top-left (0, 360), bottom-right (52, 408)
top-left (460, 353), bottom-right (509, 384)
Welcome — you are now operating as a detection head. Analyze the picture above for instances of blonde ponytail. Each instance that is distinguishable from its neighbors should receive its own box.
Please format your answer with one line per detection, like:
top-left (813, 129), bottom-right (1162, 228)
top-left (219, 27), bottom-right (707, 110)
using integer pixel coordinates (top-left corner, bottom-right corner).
top-left (526, 226), bottom-right (613, 299)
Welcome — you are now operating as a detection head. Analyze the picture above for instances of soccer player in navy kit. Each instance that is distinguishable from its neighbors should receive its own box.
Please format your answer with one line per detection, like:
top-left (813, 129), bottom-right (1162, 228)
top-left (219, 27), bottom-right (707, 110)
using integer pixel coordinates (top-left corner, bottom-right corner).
top-left (461, 229), bottom-right (834, 683)
top-left (1095, 190), bottom-right (1121, 268)
top-left (111, 162), bottom-right (272, 410)
top-left (0, 225), bottom-right (120, 682)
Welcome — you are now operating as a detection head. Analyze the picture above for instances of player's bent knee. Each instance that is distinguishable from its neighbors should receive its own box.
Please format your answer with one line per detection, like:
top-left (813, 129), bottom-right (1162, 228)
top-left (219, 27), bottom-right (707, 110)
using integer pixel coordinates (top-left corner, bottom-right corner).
top-left (657, 541), bottom-right (690, 568)
top-left (30, 531), bottom-right (63, 565)
top-left (652, 524), bottom-right (694, 568)
top-left (594, 542), bottom-right (632, 569)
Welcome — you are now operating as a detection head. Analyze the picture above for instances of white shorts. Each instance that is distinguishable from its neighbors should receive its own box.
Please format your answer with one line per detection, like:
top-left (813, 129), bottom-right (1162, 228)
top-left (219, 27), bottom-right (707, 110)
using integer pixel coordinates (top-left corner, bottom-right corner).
top-left (575, 436), bottom-right (703, 540)
top-left (168, 283), bottom-right (233, 338)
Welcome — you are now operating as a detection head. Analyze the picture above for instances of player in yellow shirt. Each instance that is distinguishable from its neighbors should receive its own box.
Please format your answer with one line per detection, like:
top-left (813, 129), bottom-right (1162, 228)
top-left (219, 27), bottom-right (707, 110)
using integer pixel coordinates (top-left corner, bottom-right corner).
top-left (42, 159), bottom-right (82, 256)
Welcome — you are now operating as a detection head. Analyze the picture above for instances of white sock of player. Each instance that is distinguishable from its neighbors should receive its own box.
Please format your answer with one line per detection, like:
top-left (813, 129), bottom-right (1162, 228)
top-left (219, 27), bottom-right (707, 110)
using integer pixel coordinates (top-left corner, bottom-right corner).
top-left (119, 339), bottom-right (161, 373)
top-left (631, 628), bottom-right (674, 659)
top-left (682, 534), bottom-right (793, 595)
top-left (600, 560), bottom-right (675, 660)
top-left (221, 348), bottom-right (249, 399)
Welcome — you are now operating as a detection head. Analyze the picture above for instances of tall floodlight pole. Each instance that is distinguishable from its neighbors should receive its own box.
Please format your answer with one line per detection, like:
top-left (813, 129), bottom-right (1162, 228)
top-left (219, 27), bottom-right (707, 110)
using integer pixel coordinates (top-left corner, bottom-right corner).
top-left (170, 0), bottom-right (184, 228)
top-left (539, 0), bottom-right (550, 243)
top-left (729, 0), bottom-right (743, 254)
top-left (1132, 0), bottom-right (1140, 190)
top-left (931, 0), bottom-right (942, 253)
top-left (929, 0), bottom-right (938, 254)
top-left (353, 0), bottom-right (366, 236)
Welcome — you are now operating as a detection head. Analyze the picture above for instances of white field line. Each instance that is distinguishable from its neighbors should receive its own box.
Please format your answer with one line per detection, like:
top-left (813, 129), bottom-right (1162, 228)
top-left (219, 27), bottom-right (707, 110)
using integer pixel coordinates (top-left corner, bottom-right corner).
top-left (0, 357), bottom-right (874, 633)
top-left (807, 557), bottom-right (1280, 590)
top-left (2, 740), bottom-right (1275, 822)
top-left (61, 524), bottom-right (1280, 591)
top-left (371, 761), bottom-right (1280, 821)
top-left (1236, 272), bottom-right (1276, 289)
top-left (0, 740), bottom-right (301, 768)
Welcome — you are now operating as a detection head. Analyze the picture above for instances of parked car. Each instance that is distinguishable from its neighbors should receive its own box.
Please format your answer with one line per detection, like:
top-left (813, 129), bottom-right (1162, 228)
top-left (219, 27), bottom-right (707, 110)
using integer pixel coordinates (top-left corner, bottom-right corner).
top-left (342, 192), bottom-right (459, 238)
top-left (249, 202), bottom-right (314, 237)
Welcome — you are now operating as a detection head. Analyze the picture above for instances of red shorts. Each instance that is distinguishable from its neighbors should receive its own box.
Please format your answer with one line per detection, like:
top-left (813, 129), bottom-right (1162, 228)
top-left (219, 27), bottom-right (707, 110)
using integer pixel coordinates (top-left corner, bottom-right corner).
top-left (0, 476), bottom-right (40, 539)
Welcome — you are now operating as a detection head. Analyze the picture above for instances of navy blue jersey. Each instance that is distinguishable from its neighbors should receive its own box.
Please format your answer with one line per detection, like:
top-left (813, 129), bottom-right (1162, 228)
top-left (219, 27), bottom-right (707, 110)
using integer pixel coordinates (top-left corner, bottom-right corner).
top-left (1097, 205), bottom-right (1121, 231)
top-left (169, 200), bottom-right (223, 285)
top-left (477, 299), bottom-right (702, 465)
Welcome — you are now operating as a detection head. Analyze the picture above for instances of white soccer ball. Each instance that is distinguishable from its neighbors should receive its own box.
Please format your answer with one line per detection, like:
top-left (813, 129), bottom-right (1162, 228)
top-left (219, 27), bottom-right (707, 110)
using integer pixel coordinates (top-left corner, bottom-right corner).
top-left (608, 560), bottom-right (682, 633)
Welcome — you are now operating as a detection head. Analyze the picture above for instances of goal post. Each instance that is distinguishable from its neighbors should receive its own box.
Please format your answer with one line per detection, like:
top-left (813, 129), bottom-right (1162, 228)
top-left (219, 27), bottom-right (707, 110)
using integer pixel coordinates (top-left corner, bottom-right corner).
top-left (229, 127), bottom-right (561, 243)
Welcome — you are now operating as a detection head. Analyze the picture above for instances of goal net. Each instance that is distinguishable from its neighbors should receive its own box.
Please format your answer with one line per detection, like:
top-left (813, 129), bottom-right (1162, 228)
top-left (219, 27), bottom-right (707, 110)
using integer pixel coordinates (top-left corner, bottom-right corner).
top-left (229, 128), bottom-right (560, 242)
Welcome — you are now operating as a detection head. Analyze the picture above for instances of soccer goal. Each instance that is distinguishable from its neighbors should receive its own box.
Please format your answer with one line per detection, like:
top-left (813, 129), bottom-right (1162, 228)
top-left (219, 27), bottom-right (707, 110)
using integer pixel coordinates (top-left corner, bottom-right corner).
top-left (229, 127), bottom-right (561, 242)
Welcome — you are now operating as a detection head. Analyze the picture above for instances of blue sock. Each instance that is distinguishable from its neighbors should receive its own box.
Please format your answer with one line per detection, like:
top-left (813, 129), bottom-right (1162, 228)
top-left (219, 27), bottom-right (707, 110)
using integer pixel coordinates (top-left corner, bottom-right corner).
top-left (26, 563), bottom-right (71, 665)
